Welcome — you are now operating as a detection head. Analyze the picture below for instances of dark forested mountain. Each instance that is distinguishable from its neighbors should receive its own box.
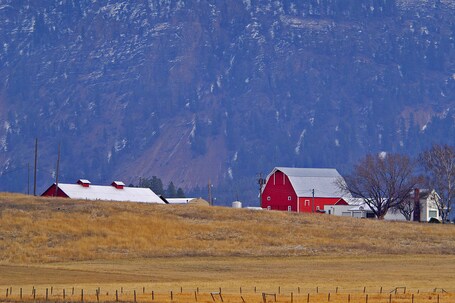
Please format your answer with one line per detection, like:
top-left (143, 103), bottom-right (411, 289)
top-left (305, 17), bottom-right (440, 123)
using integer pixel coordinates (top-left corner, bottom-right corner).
top-left (0, 0), bottom-right (454, 204)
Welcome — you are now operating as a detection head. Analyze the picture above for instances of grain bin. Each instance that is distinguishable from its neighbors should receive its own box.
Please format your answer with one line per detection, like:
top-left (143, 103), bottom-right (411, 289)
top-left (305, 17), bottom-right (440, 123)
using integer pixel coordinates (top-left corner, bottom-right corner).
top-left (232, 201), bottom-right (242, 208)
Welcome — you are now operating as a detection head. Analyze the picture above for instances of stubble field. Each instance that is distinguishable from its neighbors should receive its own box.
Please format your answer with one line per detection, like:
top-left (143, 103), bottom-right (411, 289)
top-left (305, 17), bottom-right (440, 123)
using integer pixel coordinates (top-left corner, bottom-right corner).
top-left (0, 193), bottom-right (454, 302)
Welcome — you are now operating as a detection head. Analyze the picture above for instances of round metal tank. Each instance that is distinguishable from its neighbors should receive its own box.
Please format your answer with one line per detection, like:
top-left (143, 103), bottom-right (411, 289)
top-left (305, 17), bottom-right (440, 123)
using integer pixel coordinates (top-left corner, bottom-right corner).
top-left (232, 201), bottom-right (242, 208)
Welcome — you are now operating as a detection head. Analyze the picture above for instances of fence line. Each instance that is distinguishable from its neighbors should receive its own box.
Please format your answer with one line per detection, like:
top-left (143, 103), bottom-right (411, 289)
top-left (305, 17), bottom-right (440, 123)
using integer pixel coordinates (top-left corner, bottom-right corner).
top-left (0, 286), bottom-right (453, 303)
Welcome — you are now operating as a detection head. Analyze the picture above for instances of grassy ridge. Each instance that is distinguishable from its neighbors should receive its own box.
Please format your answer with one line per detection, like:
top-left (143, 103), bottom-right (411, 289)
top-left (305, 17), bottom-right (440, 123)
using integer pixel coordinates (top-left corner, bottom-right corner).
top-left (0, 193), bottom-right (455, 263)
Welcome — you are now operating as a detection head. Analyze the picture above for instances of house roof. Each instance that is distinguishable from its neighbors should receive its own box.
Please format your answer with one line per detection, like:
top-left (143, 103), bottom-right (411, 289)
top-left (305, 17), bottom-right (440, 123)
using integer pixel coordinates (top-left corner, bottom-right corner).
top-left (270, 167), bottom-right (351, 198)
top-left (55, 183), bottom-right (165, 204)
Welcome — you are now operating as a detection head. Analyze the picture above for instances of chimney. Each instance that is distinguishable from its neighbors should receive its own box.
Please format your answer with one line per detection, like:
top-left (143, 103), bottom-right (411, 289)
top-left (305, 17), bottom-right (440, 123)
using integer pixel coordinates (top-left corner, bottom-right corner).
top-left (77, 179), bottom-right (91, 187)
top-left (413, 188), bottom-right (421, 222)
top-left (112, 181), bottom-right (125, 189)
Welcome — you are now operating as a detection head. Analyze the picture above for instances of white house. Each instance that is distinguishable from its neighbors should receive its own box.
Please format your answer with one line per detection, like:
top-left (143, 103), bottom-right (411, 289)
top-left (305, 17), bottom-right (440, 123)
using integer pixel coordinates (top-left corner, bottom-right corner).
top-left (324, 189), bottom-right (442, 222)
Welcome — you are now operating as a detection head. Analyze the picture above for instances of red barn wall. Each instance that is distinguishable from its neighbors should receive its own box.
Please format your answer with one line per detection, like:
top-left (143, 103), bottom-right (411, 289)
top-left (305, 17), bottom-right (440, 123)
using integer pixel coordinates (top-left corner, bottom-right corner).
top-left (262, 171), bottom-right (298, 211)
top-left (298, 197), bottom-right (346, 212)
top-left (41, 184), bottom-right (69, 198)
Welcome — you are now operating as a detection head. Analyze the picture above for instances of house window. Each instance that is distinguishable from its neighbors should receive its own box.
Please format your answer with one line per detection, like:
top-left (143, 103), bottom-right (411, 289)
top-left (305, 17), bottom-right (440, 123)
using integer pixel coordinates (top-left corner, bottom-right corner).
top-left (288, 196), bottom-right (292, 201)
top-left (267, 196), bottom-right (271, 201)
top-left (288, 206), bottom-right (292, 212)
top-left (429, 210), bottom-right (438, 218)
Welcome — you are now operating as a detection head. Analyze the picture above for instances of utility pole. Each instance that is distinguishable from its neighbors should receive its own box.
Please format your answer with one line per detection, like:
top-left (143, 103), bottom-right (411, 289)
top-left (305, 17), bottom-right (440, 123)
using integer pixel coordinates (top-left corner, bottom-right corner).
top-left (312, 189), bottom-right (315, 213)
top-left (54, 144), bottom-right (61, 197)
top-left (27, 163), bottom-right (30, 195)
top-left (257, 172), bottom-right (265, 208)
top-left (208, 179), bottom-right (212, 205)
top-left (33, 138), bottom-right (38, 196)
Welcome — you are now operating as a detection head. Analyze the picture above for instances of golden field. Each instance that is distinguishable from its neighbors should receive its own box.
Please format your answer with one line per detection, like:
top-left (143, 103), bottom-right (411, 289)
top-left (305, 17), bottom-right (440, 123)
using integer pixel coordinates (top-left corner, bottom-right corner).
top-left (0, 193), bottom-right (455, 302)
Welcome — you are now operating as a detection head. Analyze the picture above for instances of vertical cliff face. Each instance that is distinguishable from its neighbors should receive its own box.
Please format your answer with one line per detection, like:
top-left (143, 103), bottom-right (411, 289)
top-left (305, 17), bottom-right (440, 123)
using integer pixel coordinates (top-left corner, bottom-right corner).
top-left (0, 0), bottom-right (454, 202)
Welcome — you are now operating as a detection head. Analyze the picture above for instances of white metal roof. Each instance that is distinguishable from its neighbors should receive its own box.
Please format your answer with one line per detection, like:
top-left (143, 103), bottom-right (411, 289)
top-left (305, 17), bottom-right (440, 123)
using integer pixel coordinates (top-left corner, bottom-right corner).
top-left (269, 167), bottom-right (352, 198)
top-left (57, 183), bottom-right (165, 204)
top-left (166, 198), bottom-right (195, 204)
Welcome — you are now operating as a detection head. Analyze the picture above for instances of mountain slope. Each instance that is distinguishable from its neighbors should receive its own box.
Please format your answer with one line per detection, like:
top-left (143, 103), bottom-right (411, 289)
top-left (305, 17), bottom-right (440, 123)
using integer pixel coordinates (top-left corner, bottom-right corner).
top-left (0, 0), bottom-right (454, 202)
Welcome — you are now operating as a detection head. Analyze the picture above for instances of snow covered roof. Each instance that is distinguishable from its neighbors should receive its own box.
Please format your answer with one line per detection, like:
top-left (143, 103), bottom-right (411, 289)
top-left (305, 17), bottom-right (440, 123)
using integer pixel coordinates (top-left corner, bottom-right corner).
top-left (271, 167), bottom-right (351, 198)
top-left (56, 182), bottom-right (165, 204)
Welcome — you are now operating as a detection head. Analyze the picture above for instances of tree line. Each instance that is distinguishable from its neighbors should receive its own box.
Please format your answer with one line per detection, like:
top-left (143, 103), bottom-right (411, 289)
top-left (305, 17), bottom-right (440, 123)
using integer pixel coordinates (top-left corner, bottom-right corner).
top-left (338, 144), bottom-right (455, 222)
top-left (131, 176), bottom-right (185, 198)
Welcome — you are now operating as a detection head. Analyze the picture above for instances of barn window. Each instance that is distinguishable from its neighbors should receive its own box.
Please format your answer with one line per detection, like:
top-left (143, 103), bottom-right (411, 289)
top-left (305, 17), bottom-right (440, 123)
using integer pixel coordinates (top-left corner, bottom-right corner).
top-left (267, 206), bottom-right (271, 210)
top-left (305, 199), bottom-right (310, 206)
top-left (287, 206), bottom-right (292, 211)
top-left (267, 196), bottom-right (271, 201)
top-left (288, 196), bottom-right (292, 201)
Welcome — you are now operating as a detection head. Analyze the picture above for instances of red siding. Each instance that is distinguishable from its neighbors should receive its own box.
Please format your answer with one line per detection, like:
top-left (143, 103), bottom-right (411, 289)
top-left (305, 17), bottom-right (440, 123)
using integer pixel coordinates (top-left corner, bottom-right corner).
top-left (262, 171), bottom-right (298, 211)
top-left (41, 184), bottom-right (69, 198)
top-left (298, 197), bottom-right (347, 212)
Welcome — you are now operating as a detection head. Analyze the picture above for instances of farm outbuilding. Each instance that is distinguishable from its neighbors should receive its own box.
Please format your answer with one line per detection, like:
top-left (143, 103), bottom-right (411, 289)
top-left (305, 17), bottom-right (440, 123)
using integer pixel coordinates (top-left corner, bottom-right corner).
top-left (261, 167), bottom-right (351, 213)
top-left (41, 179), bottom-right (165, 204)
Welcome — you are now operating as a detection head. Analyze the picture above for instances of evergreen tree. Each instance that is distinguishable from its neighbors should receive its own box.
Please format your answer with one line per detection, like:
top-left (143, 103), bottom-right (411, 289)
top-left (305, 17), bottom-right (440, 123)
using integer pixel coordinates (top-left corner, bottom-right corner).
top-left (176, 187), bottom-right (185, 198)
top-left (166, 181), bottom-right (177, 198)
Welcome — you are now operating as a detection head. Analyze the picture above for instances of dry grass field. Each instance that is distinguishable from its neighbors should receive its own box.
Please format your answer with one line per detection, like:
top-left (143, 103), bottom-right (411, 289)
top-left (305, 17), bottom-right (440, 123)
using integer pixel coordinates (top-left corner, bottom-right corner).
top-left (1, 193), bottom-right (455, 302)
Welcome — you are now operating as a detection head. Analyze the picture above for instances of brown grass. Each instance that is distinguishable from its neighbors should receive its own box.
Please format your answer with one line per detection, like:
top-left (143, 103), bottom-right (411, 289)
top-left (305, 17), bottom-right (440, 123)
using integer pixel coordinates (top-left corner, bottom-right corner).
top-left (1, 192), bottom-right (455, 263)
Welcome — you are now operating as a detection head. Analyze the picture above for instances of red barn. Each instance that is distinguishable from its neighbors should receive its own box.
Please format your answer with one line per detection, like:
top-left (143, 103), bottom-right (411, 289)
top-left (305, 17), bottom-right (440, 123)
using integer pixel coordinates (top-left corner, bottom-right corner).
top-left (261, 167), bottom-right (350, 212)
top-left (41, 179), bottom-right (165, 204)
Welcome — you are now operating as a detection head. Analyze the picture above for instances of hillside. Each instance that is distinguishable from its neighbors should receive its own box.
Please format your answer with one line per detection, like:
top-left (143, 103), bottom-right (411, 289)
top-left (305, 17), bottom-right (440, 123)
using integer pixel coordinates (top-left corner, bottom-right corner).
top-left (0, 1), bottom-right (454, 202)
top-left (1, 193), bottom-right (454, 264)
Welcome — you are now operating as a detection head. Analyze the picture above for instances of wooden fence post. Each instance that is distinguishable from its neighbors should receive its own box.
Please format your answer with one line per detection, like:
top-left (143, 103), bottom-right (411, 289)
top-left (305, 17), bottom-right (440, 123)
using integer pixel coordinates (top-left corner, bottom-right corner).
top-left (116, 290), bottom-right (119, 302)
top-left (46, 288), bottom-right (48, 301)
top-left (20, 288), bottom-right (22, 300)
top-left (197, 287), bottom-right (199, 294)
top-left (51, 286), bottom-right (53, 295)
top-left (121, 287), bottom-right (123, 294)
top-left (412, 294), bottom-right (414, 303)
top-left (255, 287), bottom-right (257, 293)
top-left (316, 287), bottom-right (319, 294)
top-left (291, 292), bottom-right (293, 303)
top-left (63, 289), bottom-right (66, 300)
top-left (307, 293), bottom-right (310, 303)
top-left (96, 289), bottom-right (99, 303)
top-left (298, 287), bottom-right (300, 294)
top-left (262, 293), bottom-right (266, 303)
top-left (363, 287), bottom-right (366, 293)
top-left (171, 290), bottom-right (173, 301)
top-left (134, 290), bottom-right (137, 303)
top-left (181, 287), bottom-right (183, 294)
top-left (437, 294), bottom-right (440, 303)
top-left (366, 294), bottom-right (368, 303)
top-left (389, 293), bottom-right (392, 303)
top-left (143, 287), bottom-right (145, 294)
top-left (72, 287), bottom-right (75, 295)
top-left (336, 287), bottom-right (338, 294)
top-left (152, 291), bottom-right (155, 300)
top-left (81, 288), bottom-right (84, 303)
top-left (6, 288), bottom-right (9, 298)
top-left (328, 293), bottom-right (331, 302)
top-left (240, 287), bottom-right (242, 294)
top-left (278, 287), bottom-right (281, 295)
top-left (380, 287), bottom-right (382, 294)
top-left (33, 288), bottom-right (36, 300)
top-left (195, 291), bottom-right (198, 302)
top-left (348, 294), bottom-right (350, 303)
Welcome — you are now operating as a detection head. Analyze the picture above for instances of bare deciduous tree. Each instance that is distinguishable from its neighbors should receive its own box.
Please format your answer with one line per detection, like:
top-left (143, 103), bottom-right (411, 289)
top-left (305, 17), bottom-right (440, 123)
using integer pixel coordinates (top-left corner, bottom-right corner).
top-left (420, 144), bottom-right (455, 223)
top-left (337, 153), bottom-right (420, 219)
top-left (393, 195), bottom-right (415, 221)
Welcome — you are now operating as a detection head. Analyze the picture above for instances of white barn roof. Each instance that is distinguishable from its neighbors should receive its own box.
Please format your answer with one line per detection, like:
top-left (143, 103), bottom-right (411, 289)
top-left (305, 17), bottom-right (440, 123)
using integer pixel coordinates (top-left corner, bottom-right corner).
top-left (269, 167), bottom-right (351, 198)
top-left (56, 182), bottom-right (165, 204)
